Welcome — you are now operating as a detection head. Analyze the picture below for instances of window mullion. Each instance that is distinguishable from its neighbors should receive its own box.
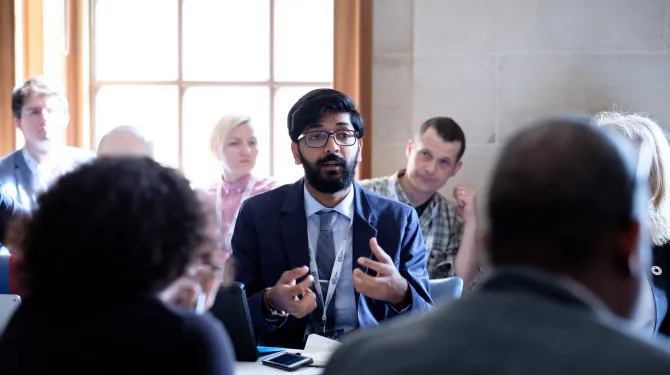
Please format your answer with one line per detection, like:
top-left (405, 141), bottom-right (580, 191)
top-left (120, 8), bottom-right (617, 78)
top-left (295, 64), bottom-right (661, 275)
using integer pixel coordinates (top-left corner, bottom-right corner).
top-left (177, 0), bottom-right (184, 171)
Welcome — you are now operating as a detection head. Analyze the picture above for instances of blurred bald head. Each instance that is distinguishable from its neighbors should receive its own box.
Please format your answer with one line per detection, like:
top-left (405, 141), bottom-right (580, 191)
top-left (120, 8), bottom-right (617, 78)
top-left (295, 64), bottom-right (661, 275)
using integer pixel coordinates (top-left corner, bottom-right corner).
top-left (97, 126), bottom-right (154, 158)
top-left (487, 116), bottom-right (644, 317)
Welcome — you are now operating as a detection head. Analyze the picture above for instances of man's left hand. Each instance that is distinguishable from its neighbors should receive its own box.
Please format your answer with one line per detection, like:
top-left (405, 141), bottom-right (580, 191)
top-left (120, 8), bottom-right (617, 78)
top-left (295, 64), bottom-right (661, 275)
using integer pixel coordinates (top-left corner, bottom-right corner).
top-left (160, 265), bottom-right (225, 312)
top-left (453, 185), bottom-right (477, 225)
top-left (353, 238), bottom-right (409, 306)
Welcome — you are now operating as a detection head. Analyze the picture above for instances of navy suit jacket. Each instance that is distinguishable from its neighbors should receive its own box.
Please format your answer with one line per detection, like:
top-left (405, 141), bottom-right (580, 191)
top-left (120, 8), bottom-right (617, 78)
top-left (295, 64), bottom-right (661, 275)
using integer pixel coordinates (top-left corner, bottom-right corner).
top-left (232, 179), bottom-right (433, 348)
top-left (651, 244), bottom-right (670, 336)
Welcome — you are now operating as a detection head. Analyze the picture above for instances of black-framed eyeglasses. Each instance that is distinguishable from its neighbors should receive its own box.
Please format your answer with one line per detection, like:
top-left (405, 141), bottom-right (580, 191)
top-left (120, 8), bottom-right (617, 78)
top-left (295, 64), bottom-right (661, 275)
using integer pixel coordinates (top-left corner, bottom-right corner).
top-left (298, 130), bottom-right (360, 148)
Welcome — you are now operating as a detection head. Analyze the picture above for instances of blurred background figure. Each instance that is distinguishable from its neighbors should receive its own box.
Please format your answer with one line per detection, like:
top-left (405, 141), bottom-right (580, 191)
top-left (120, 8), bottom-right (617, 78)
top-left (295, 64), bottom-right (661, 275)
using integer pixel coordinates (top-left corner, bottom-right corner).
top-left (0, 192), bottom-right (27, 296)
top-left (3, 211), bottom-right (29, 296)
top-left (358, 117), bottom-right (479, 286)
top-left (324, 117), bottom-right (670, 375)
top-left (162, 189), bottom-right (229, 312)
top-left (97, 125), bottom-right (154, 158)
top-left (208, 114), bottom-right (279, 264)
top-left (595, 111), bottom-right (670, 339)
top-left (97, 128), bottom-right (226, 312)
top-left (0, 77), bottom-right (93, 212)
top-left (0, 157), bottom-right (234, 375)
top-left (0, 192), bottom-right (25, 250)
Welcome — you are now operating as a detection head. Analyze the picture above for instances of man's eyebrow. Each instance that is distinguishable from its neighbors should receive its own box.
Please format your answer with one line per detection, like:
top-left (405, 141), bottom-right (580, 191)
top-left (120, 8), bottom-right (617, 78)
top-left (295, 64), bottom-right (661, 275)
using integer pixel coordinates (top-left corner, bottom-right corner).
top-left (305, 124), bottom-right (324, 130)
top-left (305, 122), bottom-right (353, 131)
top-left (439, 156), bottom-right (453, 163)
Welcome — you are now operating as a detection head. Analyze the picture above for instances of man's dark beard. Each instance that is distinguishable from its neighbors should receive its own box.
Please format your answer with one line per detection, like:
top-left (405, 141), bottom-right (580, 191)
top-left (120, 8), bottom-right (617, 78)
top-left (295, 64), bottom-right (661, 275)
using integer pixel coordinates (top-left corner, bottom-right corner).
top-left (299, 149), bottom-right (358, 194)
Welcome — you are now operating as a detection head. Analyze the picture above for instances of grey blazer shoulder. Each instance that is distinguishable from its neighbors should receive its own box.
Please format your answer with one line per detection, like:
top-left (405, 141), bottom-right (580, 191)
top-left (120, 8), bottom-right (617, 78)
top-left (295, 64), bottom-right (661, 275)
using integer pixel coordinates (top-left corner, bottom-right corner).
top-left (0, 148), bottom-right (94, 211)
top-left (0, 150), bottom-right (31, 208)
top-left (0, 150), bottom-right (21, 184)
top-left (324, 269), bottom-right (670, 375)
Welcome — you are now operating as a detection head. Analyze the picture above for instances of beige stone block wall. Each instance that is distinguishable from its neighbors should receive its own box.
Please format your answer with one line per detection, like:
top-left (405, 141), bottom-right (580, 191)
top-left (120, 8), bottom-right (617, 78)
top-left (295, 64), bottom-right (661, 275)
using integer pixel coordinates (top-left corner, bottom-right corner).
top-left (371, 0), bottom-right (670, 223)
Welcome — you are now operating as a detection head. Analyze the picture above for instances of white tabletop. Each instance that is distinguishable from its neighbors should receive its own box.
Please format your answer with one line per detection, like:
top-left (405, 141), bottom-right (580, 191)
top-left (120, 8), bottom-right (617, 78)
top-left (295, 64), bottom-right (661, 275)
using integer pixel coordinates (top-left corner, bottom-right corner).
top-left (235, 350), bottom-right (324, 375)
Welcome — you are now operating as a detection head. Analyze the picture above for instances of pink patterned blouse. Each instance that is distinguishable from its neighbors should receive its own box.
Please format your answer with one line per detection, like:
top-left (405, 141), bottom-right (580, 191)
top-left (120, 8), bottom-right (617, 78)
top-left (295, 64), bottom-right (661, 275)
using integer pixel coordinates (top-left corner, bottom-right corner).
top-left (208, 174), bottom-right (280, 263)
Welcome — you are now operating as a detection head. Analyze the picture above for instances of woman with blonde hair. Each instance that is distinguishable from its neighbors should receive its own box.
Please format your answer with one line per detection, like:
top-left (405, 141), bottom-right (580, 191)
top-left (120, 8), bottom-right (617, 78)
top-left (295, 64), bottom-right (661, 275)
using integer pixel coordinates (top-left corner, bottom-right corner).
top-left (595, 111), bottom-right (670, 338)
top-left (208, 114), bottom-right (279, 264)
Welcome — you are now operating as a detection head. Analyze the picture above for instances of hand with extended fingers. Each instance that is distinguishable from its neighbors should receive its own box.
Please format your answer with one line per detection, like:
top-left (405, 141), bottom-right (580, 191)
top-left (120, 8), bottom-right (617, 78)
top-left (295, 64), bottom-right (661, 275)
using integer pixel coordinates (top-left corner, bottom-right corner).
top-left (353, 238), bottom-right (410, 306)
top-left (264, 266), bottom-right (318, 318)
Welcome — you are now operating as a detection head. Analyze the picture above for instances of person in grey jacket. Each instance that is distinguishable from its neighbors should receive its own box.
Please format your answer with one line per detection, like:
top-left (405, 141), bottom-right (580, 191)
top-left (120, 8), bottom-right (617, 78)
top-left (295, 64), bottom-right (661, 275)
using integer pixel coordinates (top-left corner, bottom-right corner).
top-left (0, 77), bottom-right (93, 212)
top-left (324, 116), bottom-right (670, 375)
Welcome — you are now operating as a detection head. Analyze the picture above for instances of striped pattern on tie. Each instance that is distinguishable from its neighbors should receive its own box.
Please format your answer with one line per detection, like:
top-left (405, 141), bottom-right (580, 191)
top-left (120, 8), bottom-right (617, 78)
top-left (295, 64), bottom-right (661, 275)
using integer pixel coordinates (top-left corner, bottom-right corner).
top-left (313, 209), bottom-right (339, 332)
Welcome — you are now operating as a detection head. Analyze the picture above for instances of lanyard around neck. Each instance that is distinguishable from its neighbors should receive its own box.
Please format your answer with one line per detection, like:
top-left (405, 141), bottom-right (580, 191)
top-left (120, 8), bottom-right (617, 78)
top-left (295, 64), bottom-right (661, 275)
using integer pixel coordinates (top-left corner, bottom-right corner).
top-left (307, 213), bottom-right (354, 333)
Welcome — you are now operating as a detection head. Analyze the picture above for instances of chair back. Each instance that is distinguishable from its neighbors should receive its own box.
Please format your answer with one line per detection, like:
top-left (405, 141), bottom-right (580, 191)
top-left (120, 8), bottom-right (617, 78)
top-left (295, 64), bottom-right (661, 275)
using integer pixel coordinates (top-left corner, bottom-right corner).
top-left (429, 276), bottom-right (464, 304)
top-left (0, 294), bottom-right (20, 334)
top-left (0, 254), bottom-right (9, 294)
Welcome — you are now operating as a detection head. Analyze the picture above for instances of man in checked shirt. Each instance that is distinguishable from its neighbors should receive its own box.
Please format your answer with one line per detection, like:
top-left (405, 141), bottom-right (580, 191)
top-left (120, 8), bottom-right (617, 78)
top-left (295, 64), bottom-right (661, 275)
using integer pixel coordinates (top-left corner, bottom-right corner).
top-left (359, 117), bottom-right (479, 286)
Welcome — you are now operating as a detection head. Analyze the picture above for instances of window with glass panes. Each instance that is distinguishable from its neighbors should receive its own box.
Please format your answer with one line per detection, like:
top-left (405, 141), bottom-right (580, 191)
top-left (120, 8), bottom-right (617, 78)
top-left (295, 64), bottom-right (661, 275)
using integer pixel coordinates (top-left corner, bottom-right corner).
top-left (90, 0), bottom-right (333, 186)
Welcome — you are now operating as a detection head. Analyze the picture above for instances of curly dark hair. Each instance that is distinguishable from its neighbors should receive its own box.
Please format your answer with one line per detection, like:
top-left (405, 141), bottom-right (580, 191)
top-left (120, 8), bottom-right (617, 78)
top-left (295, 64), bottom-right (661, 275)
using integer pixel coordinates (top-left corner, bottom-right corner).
top-left (19, 156), bottom-right (211, 296)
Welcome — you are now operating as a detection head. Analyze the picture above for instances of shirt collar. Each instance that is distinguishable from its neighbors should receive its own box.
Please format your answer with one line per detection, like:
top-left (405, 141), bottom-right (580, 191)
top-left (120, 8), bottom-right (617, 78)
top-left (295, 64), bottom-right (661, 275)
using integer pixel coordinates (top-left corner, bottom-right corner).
top-left (390, 169), bottom-right (411, 205)
top-left (303, 184), bottom-right (355, 220)
top-left (493, 266), bottom-right (616, 318)
top-left (554, 273), bottom-right (643, 334)
top-left (221, 174), bottom-right (252, 194)
top-left (22, 147), bottom-right (39, 174)
top-left (22, 147), bottom-right (67, 175)
top-left (557, 275), bottom-right (612, 314)
top-left (393, 169), bottom-right (440, 207)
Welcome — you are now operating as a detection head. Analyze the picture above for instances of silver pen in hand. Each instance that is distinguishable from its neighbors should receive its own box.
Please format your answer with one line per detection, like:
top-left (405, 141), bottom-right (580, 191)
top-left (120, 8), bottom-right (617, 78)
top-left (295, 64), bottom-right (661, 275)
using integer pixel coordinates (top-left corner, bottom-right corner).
top-left (195, 292), bottom-right (207, 315)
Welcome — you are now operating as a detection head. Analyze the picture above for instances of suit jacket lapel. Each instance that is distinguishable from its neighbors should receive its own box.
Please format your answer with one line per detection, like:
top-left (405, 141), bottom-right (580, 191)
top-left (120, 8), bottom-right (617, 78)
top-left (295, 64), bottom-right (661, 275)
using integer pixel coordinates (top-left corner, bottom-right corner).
top-left (352, 182), bottom-right (378, 300)
top-left (280, 179), bottom-right (311, 270)
top-left (14, 152), bottom-right (36, 209)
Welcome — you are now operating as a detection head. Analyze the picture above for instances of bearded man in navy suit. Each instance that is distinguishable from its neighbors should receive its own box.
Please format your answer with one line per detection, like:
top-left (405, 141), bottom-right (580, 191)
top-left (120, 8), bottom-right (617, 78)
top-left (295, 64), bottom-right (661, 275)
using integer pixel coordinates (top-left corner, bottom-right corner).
top-left (232, 89), bottom-right (433, 349)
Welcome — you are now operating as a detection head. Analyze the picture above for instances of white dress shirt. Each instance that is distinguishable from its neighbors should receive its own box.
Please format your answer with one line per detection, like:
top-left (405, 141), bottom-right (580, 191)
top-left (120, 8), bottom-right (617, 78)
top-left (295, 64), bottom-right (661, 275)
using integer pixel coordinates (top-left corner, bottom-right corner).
top-left (303, 185), bottom-right (358, 334)
top-left (22, 148), bottom-right (68, 193)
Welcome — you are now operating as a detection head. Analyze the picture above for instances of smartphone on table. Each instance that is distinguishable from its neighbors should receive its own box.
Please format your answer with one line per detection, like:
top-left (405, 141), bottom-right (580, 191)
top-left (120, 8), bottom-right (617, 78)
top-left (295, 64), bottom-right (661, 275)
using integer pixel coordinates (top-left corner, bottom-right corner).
top-left (261, 352), bottom-right (314, 372)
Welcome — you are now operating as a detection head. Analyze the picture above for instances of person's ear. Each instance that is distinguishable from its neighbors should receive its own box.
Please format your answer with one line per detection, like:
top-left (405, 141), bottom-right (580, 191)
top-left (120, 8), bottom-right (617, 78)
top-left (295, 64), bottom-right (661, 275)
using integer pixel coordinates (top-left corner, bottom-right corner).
top-left (615, 219), bottom-right (640, 277)
top-left (451, 160), bottom-right (463, 176)
top-left (478, 231), bottom-right (492, 266)
top-left (291, 142), bottom-right (301, 165)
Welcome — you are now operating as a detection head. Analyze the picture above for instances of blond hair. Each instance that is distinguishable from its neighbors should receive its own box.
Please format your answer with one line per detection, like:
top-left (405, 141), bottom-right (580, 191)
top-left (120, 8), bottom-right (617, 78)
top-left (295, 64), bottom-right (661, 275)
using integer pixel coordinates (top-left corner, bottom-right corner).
top-left (209, 114), bottom-right (252, 161)
top-left (594, 111), bottom-right (670, 246)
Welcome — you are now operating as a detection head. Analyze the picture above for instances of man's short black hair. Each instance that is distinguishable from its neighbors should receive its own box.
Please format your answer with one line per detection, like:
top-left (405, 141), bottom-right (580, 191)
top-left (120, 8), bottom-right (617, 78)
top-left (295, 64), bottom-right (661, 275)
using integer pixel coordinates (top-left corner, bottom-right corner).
top-left (287, 88), bottom-right (364, 142)
top-left (487, 116), bottom-right (636, 272)
top-left (20, 157), bottom-right (211, 296)
top-left (417, 117), bottom-right (466, 160)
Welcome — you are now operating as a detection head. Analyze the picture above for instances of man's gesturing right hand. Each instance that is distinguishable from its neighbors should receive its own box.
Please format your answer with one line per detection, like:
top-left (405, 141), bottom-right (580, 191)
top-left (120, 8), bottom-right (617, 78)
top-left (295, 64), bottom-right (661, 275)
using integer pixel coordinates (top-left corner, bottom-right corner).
top-left (264, 266), bottom-right (318, 318)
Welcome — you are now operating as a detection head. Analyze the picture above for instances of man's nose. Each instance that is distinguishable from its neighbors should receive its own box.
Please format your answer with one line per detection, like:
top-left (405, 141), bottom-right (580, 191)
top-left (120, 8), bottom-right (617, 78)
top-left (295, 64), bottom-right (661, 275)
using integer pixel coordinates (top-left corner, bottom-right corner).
top-left (38, 109), bottom-right (50, 123)
top-left (424, 160), bottom-right (438, 174)
top-left (323, 134), bottom-right (340, 154)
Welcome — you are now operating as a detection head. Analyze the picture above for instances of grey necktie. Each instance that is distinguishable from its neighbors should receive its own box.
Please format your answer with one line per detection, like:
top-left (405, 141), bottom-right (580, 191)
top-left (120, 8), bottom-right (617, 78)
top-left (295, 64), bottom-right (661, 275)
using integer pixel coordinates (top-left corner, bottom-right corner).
top-left (314, 210), bottom-right (339, 332)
